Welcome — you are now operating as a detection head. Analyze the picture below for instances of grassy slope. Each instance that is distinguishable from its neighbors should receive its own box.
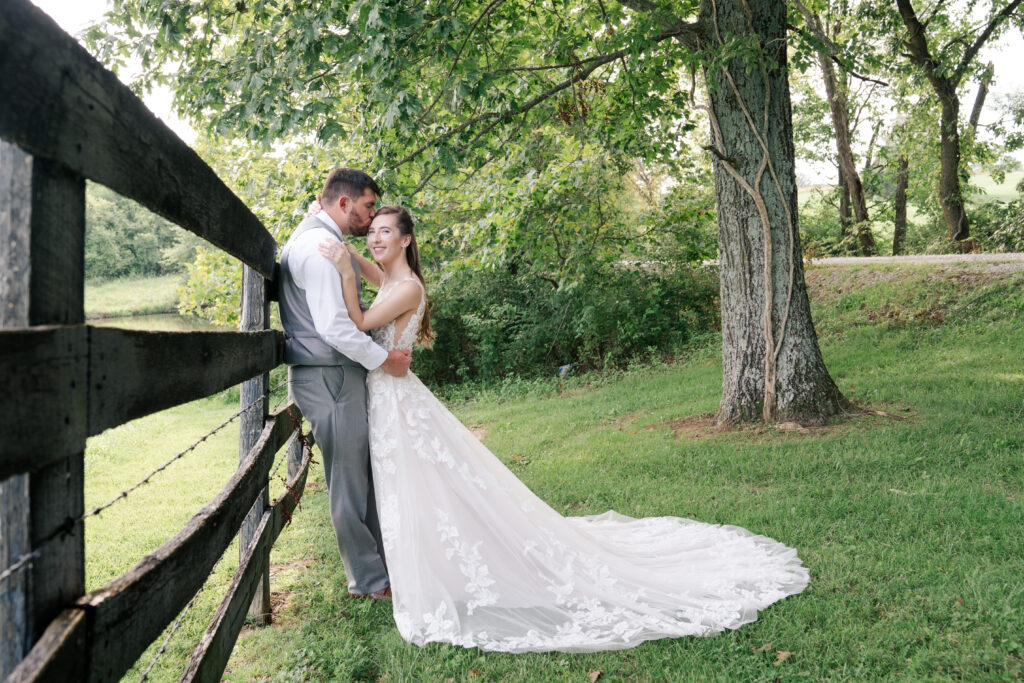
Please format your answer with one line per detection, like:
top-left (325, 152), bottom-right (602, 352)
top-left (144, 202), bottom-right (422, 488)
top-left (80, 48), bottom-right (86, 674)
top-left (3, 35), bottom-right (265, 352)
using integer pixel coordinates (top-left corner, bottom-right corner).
top-left (84, 273), bottom-right (182, 318)
top-left (84, 263), bottom-right (1024, 681)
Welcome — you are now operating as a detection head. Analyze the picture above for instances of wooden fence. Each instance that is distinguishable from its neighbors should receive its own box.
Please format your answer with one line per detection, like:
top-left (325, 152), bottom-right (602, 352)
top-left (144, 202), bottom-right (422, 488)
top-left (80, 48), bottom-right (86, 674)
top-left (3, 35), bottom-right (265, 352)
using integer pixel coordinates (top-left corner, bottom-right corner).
top-left (0, 1), bottom-right (315, 679)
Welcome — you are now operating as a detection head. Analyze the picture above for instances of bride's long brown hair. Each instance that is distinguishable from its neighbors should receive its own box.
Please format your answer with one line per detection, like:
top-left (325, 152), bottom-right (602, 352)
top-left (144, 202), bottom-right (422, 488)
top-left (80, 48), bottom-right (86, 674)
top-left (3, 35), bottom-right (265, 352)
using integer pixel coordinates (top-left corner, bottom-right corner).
top-left (376, 205), bottom-right (434, 344)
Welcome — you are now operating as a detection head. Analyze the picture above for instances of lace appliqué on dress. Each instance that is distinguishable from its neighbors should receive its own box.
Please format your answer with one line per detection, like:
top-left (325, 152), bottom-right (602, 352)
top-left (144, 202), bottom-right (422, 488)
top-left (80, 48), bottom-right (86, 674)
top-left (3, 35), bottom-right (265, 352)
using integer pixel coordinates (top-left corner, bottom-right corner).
top-left (364, 280), bottom-right (809, 653)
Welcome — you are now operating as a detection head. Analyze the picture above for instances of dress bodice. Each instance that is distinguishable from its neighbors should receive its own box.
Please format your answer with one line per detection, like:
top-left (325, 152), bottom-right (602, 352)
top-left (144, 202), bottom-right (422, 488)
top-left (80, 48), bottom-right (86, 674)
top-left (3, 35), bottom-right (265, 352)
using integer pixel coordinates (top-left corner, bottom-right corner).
top-left (369, 277), bottom-right (425, 351)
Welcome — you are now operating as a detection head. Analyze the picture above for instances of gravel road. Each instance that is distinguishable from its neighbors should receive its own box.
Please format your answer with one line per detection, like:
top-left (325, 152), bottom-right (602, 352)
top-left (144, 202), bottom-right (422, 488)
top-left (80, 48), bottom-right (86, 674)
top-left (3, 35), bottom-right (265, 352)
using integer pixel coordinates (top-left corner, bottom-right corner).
top-left (811, 253), bottom-right (1024, 267)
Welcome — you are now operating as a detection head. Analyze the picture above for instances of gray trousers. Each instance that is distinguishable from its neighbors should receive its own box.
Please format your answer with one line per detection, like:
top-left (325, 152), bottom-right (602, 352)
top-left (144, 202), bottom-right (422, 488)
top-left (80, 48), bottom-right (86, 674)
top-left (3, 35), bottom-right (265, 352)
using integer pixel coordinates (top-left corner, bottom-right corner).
top-left (289, 364), bottom-right (389, 594)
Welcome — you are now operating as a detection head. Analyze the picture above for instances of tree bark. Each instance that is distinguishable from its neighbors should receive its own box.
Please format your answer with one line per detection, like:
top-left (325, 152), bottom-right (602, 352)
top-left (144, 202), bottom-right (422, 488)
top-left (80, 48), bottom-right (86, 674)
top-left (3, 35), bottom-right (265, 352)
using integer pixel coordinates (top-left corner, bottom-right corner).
top-left (896, 0), bottom-right (978, 243)
top-left (701, 0), bottom-right (848, 425)
top-left (968, 62), bottom-right (994, 136)
top-left (937, 92), bottom-right (970, 242)
top-left (838, 165), bottom-right (853, 252)
top-left (794, 0), bottom-right (877, 256)
top-left (893, 153), bottom-right (909, 255)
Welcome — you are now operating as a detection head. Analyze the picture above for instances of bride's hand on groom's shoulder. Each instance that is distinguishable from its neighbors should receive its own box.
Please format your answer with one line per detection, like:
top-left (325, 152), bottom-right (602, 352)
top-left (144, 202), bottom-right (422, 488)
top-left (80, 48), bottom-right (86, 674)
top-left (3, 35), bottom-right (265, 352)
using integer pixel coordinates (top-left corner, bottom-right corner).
top-left (318, 239), bottom-right (355, 274)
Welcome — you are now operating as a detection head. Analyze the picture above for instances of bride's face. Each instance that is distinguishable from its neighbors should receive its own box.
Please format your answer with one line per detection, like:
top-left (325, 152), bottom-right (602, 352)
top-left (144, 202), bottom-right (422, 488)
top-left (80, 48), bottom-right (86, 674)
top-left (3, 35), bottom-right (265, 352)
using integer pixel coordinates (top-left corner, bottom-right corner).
top-left (367, 214), bottom-right (411, 265)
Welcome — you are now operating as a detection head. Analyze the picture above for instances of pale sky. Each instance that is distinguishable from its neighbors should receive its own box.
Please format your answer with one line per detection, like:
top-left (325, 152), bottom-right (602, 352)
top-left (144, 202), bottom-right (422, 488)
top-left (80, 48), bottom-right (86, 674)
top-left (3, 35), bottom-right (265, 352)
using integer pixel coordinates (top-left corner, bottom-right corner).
top-left (31, 0), bottom-right (1024, 184)
top-left (32, 0), bottom-right (196, 144)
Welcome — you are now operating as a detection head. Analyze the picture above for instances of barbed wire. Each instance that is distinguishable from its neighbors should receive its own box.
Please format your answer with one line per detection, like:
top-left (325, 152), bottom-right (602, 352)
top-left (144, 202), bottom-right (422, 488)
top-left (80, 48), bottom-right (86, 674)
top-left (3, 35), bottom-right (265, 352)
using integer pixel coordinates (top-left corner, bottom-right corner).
top-left (141, 408), bottom-right (313, 681)
top-left (0, 379), bottom-right (290, 587)
top-left (0, 550), bottom-right (39, 586)
top-left (266, 390), bottom-right (293, 481)
top-left (82, 381), bottom-right (289, 522)
top-left (138, 587), bottom-right (202, 682)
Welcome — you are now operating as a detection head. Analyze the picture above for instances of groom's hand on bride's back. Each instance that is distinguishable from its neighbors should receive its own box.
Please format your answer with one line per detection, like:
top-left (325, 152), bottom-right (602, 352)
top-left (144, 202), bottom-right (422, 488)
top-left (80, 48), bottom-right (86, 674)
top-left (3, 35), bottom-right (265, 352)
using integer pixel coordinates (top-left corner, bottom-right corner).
top-left (380, 349), bottom-right (412, 377)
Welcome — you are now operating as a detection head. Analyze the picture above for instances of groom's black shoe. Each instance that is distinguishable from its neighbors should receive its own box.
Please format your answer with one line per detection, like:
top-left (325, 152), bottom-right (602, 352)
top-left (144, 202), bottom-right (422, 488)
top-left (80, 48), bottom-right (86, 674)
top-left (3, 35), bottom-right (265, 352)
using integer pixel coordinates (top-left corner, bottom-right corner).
top-left (350, 586), bottom-right (391, 601)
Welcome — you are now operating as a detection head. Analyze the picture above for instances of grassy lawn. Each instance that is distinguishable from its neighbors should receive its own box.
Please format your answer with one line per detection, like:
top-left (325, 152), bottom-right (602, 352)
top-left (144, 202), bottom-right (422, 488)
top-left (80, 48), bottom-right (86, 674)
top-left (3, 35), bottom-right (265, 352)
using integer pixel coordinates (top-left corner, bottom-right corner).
top-left (972, 171), bottom-right (1024, 203)
top-left (84, 273), bottom-right (183, 318)
top-left (82, 262), bottom-right (1024, 681)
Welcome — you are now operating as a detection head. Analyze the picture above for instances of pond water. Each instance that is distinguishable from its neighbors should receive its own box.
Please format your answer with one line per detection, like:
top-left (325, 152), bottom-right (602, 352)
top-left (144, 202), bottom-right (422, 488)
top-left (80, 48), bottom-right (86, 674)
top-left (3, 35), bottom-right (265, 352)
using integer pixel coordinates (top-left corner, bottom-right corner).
top-left (88, 313), bottom-right (228, 331)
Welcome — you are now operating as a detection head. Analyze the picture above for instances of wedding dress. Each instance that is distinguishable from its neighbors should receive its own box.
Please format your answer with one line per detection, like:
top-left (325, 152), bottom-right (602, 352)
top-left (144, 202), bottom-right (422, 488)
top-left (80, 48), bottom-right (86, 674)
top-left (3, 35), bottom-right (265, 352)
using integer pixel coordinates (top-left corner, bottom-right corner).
top-left (365, 278), bottom-right (809, 653)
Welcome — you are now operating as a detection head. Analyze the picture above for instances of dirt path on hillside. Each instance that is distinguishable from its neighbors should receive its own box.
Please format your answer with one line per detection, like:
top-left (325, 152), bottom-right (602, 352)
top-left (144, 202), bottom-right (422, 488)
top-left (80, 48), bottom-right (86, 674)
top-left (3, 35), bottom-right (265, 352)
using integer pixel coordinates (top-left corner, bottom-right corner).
top-left (811, 253), bottom-right (1024, 270)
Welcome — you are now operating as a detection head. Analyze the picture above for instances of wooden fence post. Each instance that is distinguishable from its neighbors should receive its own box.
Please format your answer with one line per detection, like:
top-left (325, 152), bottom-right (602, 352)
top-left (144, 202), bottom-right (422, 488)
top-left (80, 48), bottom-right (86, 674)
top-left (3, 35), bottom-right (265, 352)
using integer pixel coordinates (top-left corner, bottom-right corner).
top-left (287, 433), bottom-right (304, 480)
top-left (239, 264), bottom-right (271, 624)
top-left (0, 140), bottom-right (86, 677)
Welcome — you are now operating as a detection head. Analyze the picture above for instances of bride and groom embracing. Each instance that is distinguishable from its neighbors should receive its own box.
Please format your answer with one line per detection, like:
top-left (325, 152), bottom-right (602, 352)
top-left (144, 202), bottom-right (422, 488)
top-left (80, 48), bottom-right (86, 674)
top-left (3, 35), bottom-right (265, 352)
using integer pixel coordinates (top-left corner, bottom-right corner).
top-left (278, 167), bottom-right (809, 654)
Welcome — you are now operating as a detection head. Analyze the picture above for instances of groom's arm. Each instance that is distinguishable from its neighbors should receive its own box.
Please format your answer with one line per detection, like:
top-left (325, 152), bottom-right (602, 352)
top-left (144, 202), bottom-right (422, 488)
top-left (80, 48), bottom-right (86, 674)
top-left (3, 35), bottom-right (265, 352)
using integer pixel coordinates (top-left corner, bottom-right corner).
top-left (291, 231), bottom-right (388, 370)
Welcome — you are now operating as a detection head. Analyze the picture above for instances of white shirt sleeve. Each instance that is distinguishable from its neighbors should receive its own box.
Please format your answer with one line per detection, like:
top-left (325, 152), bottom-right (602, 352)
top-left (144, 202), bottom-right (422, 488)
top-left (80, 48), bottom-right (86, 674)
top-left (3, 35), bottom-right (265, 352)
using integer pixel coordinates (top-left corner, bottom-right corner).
top-left (289, 228), bottom-right (388, 370)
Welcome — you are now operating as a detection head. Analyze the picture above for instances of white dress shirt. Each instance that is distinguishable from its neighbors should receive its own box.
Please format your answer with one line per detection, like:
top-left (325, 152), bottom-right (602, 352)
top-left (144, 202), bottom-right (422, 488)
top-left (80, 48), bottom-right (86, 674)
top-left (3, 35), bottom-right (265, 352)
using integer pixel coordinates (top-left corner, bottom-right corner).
top-left (287, 211), bottom-right (387, 370)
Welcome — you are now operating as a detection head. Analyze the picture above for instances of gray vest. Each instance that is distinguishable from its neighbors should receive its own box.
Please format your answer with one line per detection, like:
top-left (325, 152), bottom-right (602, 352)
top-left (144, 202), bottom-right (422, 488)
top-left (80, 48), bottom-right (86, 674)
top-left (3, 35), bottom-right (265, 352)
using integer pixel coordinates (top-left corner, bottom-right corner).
top-left (279, 216), bottom-right (365, 366)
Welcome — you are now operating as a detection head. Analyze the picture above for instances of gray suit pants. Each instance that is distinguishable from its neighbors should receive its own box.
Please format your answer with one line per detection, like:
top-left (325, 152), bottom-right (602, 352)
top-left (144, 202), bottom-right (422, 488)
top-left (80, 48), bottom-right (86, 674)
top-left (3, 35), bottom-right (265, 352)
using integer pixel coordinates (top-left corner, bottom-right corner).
top-left (288, 364), bottom-right (389, 594)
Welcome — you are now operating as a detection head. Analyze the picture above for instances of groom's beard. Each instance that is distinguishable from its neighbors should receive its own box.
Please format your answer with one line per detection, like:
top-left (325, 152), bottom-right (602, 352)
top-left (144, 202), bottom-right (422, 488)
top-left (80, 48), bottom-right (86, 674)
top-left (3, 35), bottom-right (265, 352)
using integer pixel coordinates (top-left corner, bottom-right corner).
top-left (349, 224), bottom-right (371, 237)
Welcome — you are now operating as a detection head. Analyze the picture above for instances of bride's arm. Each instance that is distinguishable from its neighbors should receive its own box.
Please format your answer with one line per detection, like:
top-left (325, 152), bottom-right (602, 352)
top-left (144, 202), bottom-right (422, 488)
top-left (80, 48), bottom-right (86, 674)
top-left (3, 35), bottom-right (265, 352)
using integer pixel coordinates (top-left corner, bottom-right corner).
top-left (354, 281), bottom-right (421, 332)
top-left (318, 241), bottom-right (420, 332)
top-left (346, 244), bottom-right (384, 288)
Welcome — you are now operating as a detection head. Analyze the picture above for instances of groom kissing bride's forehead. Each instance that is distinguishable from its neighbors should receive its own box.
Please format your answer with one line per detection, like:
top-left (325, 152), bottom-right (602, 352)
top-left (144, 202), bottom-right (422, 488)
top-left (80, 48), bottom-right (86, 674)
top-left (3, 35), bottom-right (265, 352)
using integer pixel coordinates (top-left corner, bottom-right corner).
top-left (319, 167), bottom-right (382, 237)
top-left (280, 165), bottom-right (810, 653)
top-left (278, 166), bottom-right (410, 603)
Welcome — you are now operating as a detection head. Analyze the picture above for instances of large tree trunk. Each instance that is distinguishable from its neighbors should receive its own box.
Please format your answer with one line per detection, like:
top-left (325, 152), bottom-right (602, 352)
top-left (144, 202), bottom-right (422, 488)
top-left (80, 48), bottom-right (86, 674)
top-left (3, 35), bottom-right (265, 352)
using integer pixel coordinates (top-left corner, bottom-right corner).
top-left (817, 50), bottom-right (877, 255)
top-left (702, 0), bottom-right (848, 425)
top-left (893, 153), bottom-right (909, 255)
top-left (937, 93), bottom-right (971, 242)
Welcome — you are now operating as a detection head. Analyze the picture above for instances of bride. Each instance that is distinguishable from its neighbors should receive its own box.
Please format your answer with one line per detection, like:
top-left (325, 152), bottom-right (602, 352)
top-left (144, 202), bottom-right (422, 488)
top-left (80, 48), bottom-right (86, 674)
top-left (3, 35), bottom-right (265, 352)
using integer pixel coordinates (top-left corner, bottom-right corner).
top-left (318, 206), bottom-right (809, 653)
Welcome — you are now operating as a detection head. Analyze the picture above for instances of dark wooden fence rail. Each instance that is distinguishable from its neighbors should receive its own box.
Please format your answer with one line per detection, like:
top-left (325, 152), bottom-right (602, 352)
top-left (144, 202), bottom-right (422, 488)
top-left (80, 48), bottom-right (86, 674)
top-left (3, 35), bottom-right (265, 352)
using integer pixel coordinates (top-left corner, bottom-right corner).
top-left (0, 1), bottom-right (314, 680)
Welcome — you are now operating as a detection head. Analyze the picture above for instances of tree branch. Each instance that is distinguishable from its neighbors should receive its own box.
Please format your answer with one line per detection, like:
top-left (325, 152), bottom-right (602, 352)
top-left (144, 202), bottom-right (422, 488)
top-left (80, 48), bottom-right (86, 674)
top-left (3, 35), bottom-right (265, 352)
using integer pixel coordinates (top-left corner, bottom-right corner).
top-left (786, 3), bottom-right (889, 88)
top-left (390, 24), bottom-right (695, 170)
top-left (954, 0), bottom-right (1024, 85)
top-left (416, 0), bottom-right (509, 125)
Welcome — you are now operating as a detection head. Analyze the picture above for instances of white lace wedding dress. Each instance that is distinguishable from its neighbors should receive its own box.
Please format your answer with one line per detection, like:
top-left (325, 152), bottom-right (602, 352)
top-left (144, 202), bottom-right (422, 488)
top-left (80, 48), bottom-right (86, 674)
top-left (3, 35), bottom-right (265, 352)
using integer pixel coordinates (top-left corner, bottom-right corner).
top-left (366, 278), bottom-right (809, 653)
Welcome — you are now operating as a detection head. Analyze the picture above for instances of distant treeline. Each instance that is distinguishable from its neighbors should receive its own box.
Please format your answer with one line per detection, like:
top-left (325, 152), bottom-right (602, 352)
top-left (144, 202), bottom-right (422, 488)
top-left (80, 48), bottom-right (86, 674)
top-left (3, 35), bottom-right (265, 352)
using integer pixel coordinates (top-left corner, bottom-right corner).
top-left (86, 182), bottom-right (203, 280)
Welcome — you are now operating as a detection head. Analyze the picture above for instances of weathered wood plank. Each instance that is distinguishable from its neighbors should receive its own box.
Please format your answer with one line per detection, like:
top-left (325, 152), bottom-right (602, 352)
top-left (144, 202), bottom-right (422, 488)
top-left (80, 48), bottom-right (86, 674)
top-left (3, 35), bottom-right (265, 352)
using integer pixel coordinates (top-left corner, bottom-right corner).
top-left (0, 140), bottom-right (32, 327)
top-left (77, 405), bottom-right (298, 683)
top-left (87, 327), bottom-right (283, 436)
top-left (179, 511), bottom-right (271, 683)
top-left (287, 425), bottom-right (306, 481)
top-left (6, 609), bottom-right (88, 683)
top-left (0, 0), bottom-right (277, 278)
top-left (0, 326), bottom-right (88, 478)
top-left (239, 265), bottom-right (271, 624)
top-left (181, 430), bottom-right (313, 683)
top-left (0, 141), bottom-right (34, 674)
top-left (0, 141), bottom-right (86, 679)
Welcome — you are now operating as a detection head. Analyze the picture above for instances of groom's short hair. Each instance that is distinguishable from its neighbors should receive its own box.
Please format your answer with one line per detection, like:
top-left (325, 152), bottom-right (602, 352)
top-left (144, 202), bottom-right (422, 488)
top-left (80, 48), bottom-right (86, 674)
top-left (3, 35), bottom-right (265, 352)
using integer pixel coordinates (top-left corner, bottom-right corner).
top-left (321, 168), bottom-right (382, 205)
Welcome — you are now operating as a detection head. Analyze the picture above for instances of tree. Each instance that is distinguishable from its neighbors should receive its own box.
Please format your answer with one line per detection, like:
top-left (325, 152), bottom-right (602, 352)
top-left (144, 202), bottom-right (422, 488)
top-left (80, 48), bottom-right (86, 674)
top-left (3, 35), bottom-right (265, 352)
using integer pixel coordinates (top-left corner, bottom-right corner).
top-left (893, 0), bottom-right (1024, 244)
top-left (85, 183), bottom-right (200, 280)
top-left (93, 0), bottom-right (848, 424)
top-left (791, 0), bottom-right (883, 256)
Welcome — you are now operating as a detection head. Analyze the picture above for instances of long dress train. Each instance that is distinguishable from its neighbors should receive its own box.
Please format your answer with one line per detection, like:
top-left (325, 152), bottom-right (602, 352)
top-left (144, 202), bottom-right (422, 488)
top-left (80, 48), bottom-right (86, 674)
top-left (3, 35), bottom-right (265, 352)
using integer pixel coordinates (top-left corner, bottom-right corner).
top-left (365, 278), bottom-right (809, 653)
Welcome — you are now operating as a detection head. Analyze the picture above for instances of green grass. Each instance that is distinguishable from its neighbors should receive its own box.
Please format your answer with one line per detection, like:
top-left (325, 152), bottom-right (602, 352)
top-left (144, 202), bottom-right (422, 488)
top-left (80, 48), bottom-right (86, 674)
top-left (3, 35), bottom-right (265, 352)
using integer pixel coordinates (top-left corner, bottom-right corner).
top-left (84, 273), bottom-right (183, 318)
top-left (971, 171), bottom-right (1024, 204)
top-left (82, 263), bottom-right (1024, 681)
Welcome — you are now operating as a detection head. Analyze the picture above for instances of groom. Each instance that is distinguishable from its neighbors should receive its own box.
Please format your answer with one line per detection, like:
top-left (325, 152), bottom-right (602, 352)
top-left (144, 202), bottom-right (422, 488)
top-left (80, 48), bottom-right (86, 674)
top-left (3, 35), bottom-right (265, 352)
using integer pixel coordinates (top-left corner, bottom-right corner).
top-left (278, 167), bottom-right (411, 599)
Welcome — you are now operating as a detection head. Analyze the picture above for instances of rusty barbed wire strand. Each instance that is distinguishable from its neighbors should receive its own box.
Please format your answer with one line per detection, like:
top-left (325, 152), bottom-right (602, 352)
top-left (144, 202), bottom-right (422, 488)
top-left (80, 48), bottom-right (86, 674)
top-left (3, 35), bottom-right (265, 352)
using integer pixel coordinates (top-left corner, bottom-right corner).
top-left (0, 380), bottom-right (290, 586)
top-left (82, 381), bottom-right (289, 521)
top-left (0, 550), bottom-right (39, 585)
